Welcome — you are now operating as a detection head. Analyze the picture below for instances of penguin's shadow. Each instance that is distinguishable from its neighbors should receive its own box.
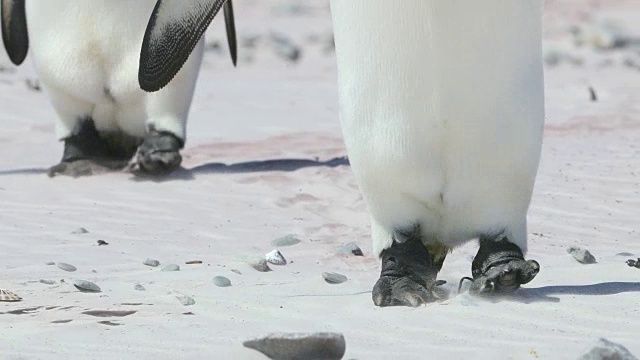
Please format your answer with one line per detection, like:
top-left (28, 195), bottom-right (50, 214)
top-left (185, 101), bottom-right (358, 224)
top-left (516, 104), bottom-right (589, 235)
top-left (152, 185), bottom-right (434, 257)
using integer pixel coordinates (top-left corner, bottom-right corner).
top-left (0, 156), bottom-right (350, 180)
top-left (133, 156), bottom-right (350, 182)
top-left (509, 281), bottom-right (640, 304)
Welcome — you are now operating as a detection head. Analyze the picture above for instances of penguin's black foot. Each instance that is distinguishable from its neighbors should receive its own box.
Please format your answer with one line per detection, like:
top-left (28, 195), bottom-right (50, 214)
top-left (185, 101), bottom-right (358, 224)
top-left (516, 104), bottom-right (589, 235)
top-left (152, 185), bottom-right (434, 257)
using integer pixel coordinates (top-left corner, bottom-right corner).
top-left (49, 117), bottom-right (135, 178)
top-left (128, 131), bottom-right (182, 176)
top-left (469, 235), bottom-right (540, 295)
top-left (372, 225), bottom-right (448, 307)
top-left (48, 159), bottom-right (128, 178)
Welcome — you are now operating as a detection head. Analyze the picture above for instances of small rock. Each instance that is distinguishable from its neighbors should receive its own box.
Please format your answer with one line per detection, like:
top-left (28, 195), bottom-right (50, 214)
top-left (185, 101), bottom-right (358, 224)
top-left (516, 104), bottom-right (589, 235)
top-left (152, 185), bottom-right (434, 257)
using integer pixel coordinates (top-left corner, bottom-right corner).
top-left (185, 260), bottom-right (202, 265)
top-left (567, 246), bottom-right (597, 264)
top-left (617, 252), bottom-right (634, 257)
top-left (271, 234), bottom-right (302, 247)
top-left (39, 279), bottom-right (56, 285)
top-left (175, 294), bottom-right (195, 306)
top-left (72, 280), bottom-right (101, 293)
top-left (243, 332), bottom-right (346, 360)
top-left (249, 258), bottom-right (272, 272)
top-left (339, 242), bottom-right (363, 256)
top-left (213, 276), bottom-right (232, 287)
top-left (161, 264), bottom-right (180, 272)
top-left (56, 263), bottom-right (77, 272)
top-left (269, 32), bottom-right (301, 62)
top-left (71, 227), bottom-right (89, 234)
top-left (143, 258), bottom-right (160, 267)
top-left (322, 272), bottom-right (348, 284)
top-left (97, 240), bottom-right (108, 246)
top-left (231, 269), bottom-right (242, 275)
top-left (578, 338), bottom-right (638, 360)
top-left (45, 261), bottom-right (55, 266)
top-left (265, 249), bottom-right (287, 266)
top-left (134, 283), bottom-right (146, 291)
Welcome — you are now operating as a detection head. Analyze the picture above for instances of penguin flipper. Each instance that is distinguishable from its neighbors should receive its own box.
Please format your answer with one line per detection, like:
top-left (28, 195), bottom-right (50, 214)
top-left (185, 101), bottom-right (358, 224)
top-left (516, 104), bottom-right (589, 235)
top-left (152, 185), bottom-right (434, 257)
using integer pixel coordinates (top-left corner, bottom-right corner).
top-left (223, 0), bottom-right (237, 67)
top-left (139, 0), bottom-right (232, 92)
top-left (1, 0), bottom-right (29, 65)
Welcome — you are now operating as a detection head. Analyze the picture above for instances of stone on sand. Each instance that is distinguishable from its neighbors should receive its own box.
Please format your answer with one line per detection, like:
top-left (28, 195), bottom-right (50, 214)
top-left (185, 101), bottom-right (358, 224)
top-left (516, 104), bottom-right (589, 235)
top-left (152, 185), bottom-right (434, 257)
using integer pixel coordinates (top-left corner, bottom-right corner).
top-left (567, 246), bottom-right (597, 264)
top-left (72, 280), bottom-right (101, 293)
top-left (213, 276), bottom-right (232, 287)
top-left (56, 262), bottom-right (77, 272)
top-left (322, 272), bottom-right (348, 284)
top-left (243, 332), bottom-right (346, 360)
top-left (578, 338), bottom-right (638, 360)
top-left (161, 264), bottom-right (180, 272)
top-left (271, 234), bottom-right (302, 247)
top-left (143, 258), bottom-right (160, 267)
top-left (249, 258), bottom-right (272, 272)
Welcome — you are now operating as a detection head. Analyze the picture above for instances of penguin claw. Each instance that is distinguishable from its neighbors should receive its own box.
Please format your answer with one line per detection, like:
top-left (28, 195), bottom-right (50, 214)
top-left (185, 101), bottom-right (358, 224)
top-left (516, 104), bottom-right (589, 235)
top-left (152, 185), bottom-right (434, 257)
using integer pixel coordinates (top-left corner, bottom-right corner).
top-left (128, 132), bottom-right (183, 176)
top-left (372, 275), bottom-right (438, 307)
top-left (47, 159), bottom-right (127, 178)
top-left (468, 259), bottom-right (540, 295)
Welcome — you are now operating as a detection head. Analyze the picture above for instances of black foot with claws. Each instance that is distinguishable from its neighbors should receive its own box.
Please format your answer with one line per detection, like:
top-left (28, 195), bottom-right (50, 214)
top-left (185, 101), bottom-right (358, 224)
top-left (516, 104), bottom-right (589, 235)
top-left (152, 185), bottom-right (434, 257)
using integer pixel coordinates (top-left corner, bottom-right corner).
top-left (48, 118), bottom-right (134, 178)
top-left (127, 131), bottom-right (182, 176)
top-left (372, 226), bottom-right (447, 307)
top-left (467, 235), bottom-right (540, 295)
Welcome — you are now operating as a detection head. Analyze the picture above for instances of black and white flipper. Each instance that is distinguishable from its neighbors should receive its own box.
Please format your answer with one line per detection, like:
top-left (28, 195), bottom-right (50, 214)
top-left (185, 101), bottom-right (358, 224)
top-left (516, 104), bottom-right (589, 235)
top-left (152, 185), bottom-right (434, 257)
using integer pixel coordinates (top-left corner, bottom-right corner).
top-left (139, 0), bottom-right (237, 92)
top-left (1, 0), bottom-right (29, 65)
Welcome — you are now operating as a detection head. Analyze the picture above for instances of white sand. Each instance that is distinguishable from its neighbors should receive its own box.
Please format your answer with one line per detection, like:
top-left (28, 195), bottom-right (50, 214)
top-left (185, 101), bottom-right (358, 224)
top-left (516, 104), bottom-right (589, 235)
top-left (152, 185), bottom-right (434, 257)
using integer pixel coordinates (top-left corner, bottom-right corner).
top-left (1, 1), bottom-right (639, 359)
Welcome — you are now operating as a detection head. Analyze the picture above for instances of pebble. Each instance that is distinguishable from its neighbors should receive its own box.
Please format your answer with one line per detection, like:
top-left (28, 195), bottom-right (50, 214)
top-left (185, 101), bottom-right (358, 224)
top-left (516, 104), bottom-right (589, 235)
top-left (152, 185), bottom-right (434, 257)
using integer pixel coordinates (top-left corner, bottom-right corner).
top-left (45, 261), bottom-right (55, 266)
top-left (72, 280), bottom-right (101, 293)
top-left (339, 242), bottom-right (363, 256)
top-left (322, 272), bottom-right (348, 284)
top-left (185, 260), bottom-right (202, 265)
top-left (97, 240), bottom-right (108, 246)
top-left (578, 338), bottom-right (638, 360)
top-left (265, 249), bottom-right (287, 266)
top-left (39, 279), bottom-right (56, 285)
top-left (213, 276), bottom-right (232, 287)
top-left (175, 294), bottom-right (195, 306)
top-left (243, 332), bottom-right (346, 360)
top-left (161, 264), bottom-right (180, 272)
top-left (143, 258), bottom-right (160, 267)
top-left (271, 234), bottom-right (302, 247)
top-left (617, 252), bottom-right (634, 257)
top-left (56, 263), bottom-right (77, 272)
top-left (269, 32), bottom-right (301, 62)
top-left (567, 246), bottom-right (597, 264)
top-left (231, 269), bottom-right (242, 275)
top-left (249, 258), bottom-right (272, 272)
top-left (134, 283), bottom-right (146, 291)
top-left (71, 227), bottom-right (89, 234)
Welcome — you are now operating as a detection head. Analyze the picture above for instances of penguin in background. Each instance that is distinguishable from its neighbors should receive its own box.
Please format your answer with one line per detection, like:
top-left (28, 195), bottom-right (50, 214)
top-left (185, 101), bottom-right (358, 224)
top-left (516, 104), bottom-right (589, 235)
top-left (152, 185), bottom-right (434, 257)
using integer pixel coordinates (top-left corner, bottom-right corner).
top-left (137, 0), bottom-right (544, 307)
top-left (1, 0), bottom-right (236, 177)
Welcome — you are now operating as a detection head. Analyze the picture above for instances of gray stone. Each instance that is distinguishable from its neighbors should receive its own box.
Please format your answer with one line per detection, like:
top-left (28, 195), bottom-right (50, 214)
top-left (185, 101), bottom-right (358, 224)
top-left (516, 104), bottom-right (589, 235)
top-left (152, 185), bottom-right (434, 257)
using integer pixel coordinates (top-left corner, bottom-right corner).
top-left (578, 338), bottom-right (638, 360)
top-left (213, 276), bottom-right (232, 287)
top-left (72, 280), bottom-right (101, 293)
top-left (175, 294), bottom-right (195, 306)
top-left (45, 261), bottom-right (55, 266)
top-left (39, 279), bottom-right (56, 285)
top-left (271, 234), bottom-right (302, 247)
top-left (339, 242), bottom-right (363, 256)
top-left (231, 269), bottom-right (242, 275)
top-left (134, 283), bottom-right (146, 291)
top-left (143, 258), bottom-right (160, 267)
top-left (243, 332), bottom-right (346, 360)
top-left (249, 258), bottom-right (272, 272)
top-left (56, 263), bottom-right (77, 272)
top-left (322, 272), bottom-right (348, 284)
top-left (161, 264), bottom-right (180, 272)
top-left (567, 246), bottom-right (597, 264)
top-left (71, 227), bottom-right (89, 234)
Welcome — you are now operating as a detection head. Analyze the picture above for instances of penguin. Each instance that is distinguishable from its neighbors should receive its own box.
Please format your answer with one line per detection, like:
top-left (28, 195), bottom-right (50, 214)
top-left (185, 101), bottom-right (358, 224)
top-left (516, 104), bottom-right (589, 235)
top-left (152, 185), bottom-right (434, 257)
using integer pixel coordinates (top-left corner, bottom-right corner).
top-left (137, 0), bottom-right (545, 307)
top-left (1, 0), bottom-right (237, 177)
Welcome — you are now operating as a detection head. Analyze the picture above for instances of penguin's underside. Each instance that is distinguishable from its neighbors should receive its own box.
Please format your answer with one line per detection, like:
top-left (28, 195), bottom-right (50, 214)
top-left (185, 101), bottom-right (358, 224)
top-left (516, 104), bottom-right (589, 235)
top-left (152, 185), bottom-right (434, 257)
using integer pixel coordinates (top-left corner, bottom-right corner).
top-left (1, 0), bottom-right (236, 178)
top-left (140, 0), bottom-right (544, 307)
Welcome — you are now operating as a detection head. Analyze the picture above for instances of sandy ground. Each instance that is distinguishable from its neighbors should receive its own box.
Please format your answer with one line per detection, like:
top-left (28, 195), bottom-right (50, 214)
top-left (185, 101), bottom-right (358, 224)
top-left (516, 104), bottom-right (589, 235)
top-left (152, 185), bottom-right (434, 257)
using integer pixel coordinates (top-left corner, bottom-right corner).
top-left (0, 1), bottom-right (639, 359)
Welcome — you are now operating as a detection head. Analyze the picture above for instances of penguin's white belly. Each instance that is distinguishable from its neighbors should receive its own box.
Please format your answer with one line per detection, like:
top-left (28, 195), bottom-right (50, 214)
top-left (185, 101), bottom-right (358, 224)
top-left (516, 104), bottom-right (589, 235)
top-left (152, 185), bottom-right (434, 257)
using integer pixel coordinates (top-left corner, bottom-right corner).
top-left (25, 0), bottom-right (187, 138)
top-left (330, 1), bottom-right (545, 254)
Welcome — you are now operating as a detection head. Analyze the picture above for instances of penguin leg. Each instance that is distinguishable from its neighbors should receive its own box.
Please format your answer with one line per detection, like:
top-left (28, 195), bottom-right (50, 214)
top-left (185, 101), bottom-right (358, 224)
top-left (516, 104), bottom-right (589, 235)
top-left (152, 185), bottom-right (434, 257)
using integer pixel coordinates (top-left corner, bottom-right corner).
top-left (372, 224), bottom-right (448, 307)
top-left (469, 234), bottom-right (540, 294)
top-left (48, 118), bottom-right (134, 178)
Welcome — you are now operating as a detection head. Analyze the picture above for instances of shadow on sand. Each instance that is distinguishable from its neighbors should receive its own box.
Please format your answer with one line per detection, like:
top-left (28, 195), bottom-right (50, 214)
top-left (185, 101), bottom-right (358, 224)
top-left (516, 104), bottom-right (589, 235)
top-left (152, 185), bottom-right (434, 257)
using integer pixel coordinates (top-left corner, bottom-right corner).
top-left (510, 281), bottom-right (640, 304)
top-left (0, 156), bottom-right (350, 181)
